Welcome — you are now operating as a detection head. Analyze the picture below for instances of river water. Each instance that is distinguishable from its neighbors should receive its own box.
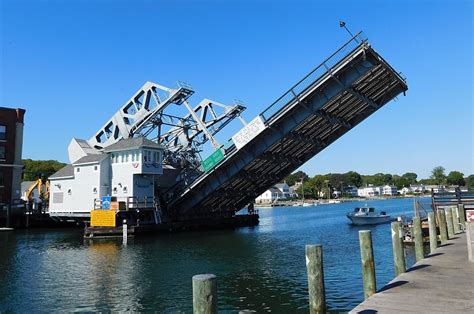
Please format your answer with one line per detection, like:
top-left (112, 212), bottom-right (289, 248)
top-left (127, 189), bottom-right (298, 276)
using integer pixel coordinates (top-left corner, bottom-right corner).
top-left (0, 198), bottom-right (420, 313)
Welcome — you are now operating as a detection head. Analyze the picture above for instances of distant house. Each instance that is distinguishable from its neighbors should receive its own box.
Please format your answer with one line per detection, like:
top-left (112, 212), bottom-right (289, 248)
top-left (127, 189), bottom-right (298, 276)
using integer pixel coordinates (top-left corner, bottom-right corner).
top-left (400, 187), bottom-right (411, 195)
top-left (343, 185), bottom-right (358, 197)
top-left (358, 186), bottom-right (381, 197)
top-left (274, 183), bottom-right (290, 199)
top-left (255, 187), bottom-right (282, 204)
top-left (382, 185), bottom-right (397, 196)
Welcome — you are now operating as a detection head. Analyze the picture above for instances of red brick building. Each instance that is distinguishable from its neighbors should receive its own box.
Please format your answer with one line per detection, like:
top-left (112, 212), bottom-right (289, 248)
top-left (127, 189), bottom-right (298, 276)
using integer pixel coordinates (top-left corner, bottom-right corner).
top-left (0, 107), bottom-right (25, 205)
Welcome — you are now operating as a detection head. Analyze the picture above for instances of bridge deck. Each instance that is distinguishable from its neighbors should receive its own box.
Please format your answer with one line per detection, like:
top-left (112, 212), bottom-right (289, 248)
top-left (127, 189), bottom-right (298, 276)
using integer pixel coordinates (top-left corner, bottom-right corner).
top-left (351, 233), bottom-right (474, 313)
top-left (168, 34), bottom-right (408, 220)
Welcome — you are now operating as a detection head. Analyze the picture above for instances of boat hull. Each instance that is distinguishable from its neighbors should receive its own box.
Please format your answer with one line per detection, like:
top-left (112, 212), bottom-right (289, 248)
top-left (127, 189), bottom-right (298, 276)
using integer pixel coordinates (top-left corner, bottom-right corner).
top-left (347, 215), bottom-right (393, 225)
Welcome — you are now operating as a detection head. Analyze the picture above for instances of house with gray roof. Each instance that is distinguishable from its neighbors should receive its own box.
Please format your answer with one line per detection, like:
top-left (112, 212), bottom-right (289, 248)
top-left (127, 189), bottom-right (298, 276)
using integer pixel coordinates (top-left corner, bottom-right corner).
top-left (49, 137), bottom-right (164, 219)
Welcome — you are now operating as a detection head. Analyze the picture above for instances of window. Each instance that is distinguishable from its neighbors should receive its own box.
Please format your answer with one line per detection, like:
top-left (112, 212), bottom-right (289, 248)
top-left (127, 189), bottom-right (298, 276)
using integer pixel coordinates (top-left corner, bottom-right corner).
top-left (0, 125), bottom-right (5, 140)
top-left (143, 150), bottom-right (148, 162)
top-left (0, 146), bottom-right (5, 160)
top-left (67, 189), bottom-right (72, 195)
top-left (94, 165), bottom-right (98, 171)
top-left (113, 187), bottom-right (118, 194)
top-left (120, 153), bottom-right (124, 163)
top-left (76, 167), bottom-right (80, 173)
top-left (153, 151), bottom-right (159, 162)
top-left (92, 187), bottom-right (98, 194)
top-left (125, 153), bottom-right (129, 163)
top-left (123, 186), bottom-right (128, 194)
top-left (147, 150), bottom-right (152, 162)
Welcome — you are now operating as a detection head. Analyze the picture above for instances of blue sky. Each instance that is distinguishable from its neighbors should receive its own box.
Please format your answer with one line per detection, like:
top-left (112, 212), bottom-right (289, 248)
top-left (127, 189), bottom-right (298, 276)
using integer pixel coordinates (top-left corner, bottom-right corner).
top-left (1, 0), bottom-right (472, 179)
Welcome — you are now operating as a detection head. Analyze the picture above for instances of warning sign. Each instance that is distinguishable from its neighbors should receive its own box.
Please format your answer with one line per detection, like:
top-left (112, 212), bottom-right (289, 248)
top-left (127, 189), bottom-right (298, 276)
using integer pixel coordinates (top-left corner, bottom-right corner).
top-left (90, 210), bottom-right (116, 227)
top-left (466, 210), bottom-right (474, 222)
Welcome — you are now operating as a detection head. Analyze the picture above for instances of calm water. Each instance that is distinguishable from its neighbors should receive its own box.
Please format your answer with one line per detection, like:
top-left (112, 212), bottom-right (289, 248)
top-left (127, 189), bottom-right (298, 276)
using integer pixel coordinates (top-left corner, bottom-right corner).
top-left (0, 198), bottom-right (420, 313)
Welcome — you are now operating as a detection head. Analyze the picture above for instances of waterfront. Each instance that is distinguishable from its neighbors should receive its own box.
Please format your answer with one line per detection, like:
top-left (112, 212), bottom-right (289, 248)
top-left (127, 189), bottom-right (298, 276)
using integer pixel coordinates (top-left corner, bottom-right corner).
top-left (0, 198), bottom-right (418, 313)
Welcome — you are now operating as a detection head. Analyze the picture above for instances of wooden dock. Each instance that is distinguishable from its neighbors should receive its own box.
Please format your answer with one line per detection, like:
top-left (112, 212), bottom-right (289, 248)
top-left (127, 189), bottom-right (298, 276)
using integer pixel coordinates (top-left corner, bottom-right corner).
top-left (351, 233), bottom-right (474, 313)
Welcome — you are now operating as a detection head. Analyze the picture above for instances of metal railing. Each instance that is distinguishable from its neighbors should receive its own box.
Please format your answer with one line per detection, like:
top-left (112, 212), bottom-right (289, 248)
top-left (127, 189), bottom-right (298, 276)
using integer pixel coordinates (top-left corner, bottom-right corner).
top-left (260, 31), bottom-right (367, 122)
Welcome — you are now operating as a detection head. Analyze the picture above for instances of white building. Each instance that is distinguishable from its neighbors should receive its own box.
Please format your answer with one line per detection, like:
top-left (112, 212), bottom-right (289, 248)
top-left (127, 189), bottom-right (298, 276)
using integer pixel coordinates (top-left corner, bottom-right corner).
top-left (382, 185), bottom-right (397, 196)
top-left (255, 187), bottom-right (282, 204)
top-left (48, 137), bottom-right (164, 219)
top-left (358, 186), bottom-right (381, 197)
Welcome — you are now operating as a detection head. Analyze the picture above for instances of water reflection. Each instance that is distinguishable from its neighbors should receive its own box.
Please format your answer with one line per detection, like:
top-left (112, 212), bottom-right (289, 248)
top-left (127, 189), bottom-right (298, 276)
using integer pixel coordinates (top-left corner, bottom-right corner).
top-left (0, 198), bottom-right (418, 312)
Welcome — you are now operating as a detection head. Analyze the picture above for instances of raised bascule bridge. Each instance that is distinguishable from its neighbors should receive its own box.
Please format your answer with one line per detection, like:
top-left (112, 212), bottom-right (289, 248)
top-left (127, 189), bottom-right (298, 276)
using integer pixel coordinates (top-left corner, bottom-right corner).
top-left (51, 32), bottom-right (407, 229)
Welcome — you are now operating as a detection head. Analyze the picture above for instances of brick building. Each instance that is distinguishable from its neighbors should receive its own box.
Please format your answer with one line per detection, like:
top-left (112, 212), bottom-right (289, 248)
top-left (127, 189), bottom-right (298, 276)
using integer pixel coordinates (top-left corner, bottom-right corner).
top-left (0, 107), bottom-right (25, 205)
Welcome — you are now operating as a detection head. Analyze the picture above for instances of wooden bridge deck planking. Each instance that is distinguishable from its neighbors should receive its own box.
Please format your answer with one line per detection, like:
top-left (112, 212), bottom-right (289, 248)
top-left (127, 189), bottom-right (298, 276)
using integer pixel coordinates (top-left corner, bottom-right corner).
top-left (351, 233), bottom-right (474, 313)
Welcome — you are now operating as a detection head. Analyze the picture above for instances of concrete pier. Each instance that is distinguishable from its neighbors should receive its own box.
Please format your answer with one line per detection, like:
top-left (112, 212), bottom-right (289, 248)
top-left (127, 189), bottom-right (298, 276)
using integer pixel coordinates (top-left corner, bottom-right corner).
top-left (351, 233), bottom-right (474, 313)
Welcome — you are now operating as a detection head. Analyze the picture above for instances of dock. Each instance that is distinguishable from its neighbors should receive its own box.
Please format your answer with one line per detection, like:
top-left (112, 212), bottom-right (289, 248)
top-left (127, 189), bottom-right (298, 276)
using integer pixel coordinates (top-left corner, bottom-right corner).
top-left (351, 233), bottom-right (474, 313)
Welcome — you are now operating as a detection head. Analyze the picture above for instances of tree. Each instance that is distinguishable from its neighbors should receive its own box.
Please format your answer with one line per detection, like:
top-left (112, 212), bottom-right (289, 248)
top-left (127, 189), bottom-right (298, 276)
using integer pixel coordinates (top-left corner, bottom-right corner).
top-left (446, 171), bottom-right (465, 186)
top-left (467, 175), bottom-right (474, 190)
top-left (284, 170), bottom-right (309, 186)
top-left (345, 171), bottom-right (362, 187)
top-left (430, 166), bottom-right (446, 185)
top-left (402, 172), bottom-right (418, 184)
top-left (22, 159), bottom-right (67, 181)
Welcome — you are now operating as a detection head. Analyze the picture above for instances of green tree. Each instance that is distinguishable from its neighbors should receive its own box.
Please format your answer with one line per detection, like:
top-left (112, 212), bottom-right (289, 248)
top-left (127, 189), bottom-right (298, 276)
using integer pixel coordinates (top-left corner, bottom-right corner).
top-left (446, 171), bottom-right (465, 186)
top-left (402, 172), bottom-right (418, 184)
top-left (467, 175), bottom-right (474, 190)
top-left (345, 171), bottom-right (362, 187)
top-left (284, 170), bottom-right (309, 186)
top-left (430, 166), bottom-right (446, 185)
top-left (22, 159), bottom-right (67, 181)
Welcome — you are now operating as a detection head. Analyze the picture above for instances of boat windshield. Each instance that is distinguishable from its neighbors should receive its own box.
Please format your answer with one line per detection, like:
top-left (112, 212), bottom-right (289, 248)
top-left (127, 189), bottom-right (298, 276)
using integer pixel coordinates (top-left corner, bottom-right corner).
top-left (368, 208), bottom-right (375, 213)
top-left (354, 208), bottom-right (360, 213)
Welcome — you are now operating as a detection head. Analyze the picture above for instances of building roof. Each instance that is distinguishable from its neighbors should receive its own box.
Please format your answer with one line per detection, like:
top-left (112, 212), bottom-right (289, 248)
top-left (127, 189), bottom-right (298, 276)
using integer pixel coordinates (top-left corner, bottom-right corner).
top-left (74, 154), bottom-right (108, 165)
top-left (21, 181), bottom-right (35, 192)
top-left (49, 164), bottom-right (74, 179)
top-left (275, 183), bottom-right (289, 189)
top-left (103, 137), bottom-right (163, 153)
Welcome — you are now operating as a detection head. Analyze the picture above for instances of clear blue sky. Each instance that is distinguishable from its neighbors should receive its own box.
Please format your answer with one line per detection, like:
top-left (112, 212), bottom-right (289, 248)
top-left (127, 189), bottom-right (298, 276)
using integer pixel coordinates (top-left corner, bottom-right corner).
top-left (1, 0), bottom-right (472, 179)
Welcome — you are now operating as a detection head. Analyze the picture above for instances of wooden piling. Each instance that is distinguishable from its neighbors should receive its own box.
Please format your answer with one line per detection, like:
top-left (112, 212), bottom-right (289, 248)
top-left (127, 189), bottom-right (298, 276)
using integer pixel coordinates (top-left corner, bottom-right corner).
top-left (305, 244), bottom-right (326, 314)
top-left (467, 222), bottom-right (474, 262)
top-left (123, 220), bottom-right (128, 245)
top-left (359, 230), bottom-right (376, 299)
top-left (412, 217), bottom-right (424, 262)
top-left (445, 208), bottom-right (455, 239)
top-left (438, 209), bottom-right (448, 244)
top-left (428, 212), bottom-right (438, 254)
top-left (452, 206), bottom-right (460, 234)
top-left (391, 221), bottom-right (406, 276)
top-left (458, 204), bottom-right (466, 225)
top-left (192, 274), bottom-right (217, 314)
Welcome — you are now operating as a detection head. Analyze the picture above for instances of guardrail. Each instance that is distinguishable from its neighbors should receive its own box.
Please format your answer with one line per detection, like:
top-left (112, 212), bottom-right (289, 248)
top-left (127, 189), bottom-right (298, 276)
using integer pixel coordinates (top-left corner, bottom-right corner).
top-left (260, 31), bottom-right (367, 122)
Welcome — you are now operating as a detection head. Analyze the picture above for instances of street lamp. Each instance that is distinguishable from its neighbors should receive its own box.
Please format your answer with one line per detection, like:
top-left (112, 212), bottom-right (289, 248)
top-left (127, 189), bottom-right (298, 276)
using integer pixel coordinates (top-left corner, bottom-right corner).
top-left (339, 21), bottom-right (359, 43)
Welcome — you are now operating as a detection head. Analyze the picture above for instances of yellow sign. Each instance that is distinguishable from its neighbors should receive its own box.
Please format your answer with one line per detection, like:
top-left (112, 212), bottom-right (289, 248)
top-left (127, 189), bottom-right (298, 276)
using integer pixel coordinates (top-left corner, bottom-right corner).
top-left (90, 210), bottom-right (116, 227)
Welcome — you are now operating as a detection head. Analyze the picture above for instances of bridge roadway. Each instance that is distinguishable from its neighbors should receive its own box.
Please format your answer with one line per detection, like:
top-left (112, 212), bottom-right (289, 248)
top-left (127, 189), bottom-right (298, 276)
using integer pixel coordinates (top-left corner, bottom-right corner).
top-left (351, 233), bottom-right (474, 313)
top-left (167, 33), bottom-right (408, 220)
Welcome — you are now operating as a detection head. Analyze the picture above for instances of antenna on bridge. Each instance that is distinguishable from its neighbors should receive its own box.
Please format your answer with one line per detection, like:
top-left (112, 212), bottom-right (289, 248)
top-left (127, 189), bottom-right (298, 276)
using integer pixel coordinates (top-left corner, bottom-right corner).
top-left (339, 21), bottom-right (359, 43)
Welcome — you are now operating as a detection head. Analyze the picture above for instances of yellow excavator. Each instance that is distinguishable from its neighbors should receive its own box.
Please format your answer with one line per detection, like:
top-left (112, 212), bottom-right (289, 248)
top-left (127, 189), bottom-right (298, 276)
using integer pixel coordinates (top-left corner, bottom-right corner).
top-left (25, 178), bottom-right (50, 203)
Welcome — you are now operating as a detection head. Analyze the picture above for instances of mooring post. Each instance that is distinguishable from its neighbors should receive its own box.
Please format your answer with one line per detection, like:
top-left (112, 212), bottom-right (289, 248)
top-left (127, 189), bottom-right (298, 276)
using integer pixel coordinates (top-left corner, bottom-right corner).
top-left (305, 244), bottom-right (326, 314)
top-left (428, 212), bottom-right (438, 254)
top-left (359, 230), bottom-right (376, 299)
top-left (438, 209), bottom-right (448, 244)
top-left (451, 206), bottom-right (460, 234)
top-left (445, 208), bottom-right (455, 239)
top-left (192, 274), bottom-right (217, 314)
top-left (458, 204), bottom-right (466, 225)
top-left (123, 219), bottom-right (128, 245)
top-left (466, 222), bottom-right (474, 262)
top-left (413, 217), bottom-right (424, 262)
top-left (391, 221), bottom-right (406, 276)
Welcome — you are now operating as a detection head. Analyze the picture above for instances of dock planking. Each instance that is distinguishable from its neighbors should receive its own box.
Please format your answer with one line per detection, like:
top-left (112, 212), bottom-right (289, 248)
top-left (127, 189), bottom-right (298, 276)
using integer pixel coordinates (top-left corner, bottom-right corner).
top-left (351, 233), bottom-right (474, 313)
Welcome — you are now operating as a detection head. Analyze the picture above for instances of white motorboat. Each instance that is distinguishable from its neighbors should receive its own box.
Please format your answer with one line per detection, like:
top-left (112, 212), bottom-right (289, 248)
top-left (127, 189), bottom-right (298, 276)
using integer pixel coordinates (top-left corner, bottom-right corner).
top-left (346, 206), bottom-right (393, 225)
